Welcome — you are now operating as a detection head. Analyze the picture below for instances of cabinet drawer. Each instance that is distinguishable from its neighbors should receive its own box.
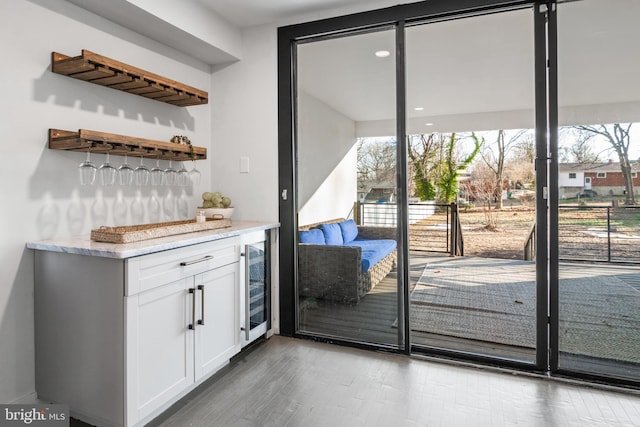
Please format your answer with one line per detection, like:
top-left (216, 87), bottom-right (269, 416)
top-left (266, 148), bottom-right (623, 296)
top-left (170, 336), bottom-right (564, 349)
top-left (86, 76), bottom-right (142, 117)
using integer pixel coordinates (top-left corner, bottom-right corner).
top-left (126, 237), bottom-right (240, 296)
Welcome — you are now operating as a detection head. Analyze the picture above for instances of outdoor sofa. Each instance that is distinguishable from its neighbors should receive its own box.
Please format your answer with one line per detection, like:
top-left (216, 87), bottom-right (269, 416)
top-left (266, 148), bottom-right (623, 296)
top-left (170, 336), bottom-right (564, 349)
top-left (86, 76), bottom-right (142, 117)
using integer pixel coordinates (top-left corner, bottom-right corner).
top-left (298, 218), bottom-right (397, 304)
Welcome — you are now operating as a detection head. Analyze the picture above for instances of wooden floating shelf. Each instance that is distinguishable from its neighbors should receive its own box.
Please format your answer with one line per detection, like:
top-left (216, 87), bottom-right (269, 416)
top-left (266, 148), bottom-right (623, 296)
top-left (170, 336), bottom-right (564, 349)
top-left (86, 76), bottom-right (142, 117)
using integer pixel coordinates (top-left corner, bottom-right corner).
top-left (49, 129), bottom-right (207, 161)
top-left (51, 50), bottom-right (208, 107)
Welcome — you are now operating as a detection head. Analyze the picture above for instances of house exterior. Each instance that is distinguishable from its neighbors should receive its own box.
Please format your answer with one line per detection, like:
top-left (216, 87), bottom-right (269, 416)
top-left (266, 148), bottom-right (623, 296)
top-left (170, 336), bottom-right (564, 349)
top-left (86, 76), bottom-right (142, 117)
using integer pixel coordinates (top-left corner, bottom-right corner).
top-left (559, 161), bottom-right (640, 198)
top-left (359, 183), bottom-right (397, 203)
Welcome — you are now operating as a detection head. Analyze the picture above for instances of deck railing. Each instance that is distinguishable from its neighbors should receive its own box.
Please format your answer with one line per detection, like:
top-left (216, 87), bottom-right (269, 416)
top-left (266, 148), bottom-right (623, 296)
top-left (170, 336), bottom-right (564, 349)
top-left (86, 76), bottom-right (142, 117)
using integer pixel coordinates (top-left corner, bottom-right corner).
top-left (523, 222), bottom-right (536, 261)
top-left (524, 205), bottom-right (640, 263)
top-left (559, 205), bottom-right (640, 263)
top-left (356, 201), bottom-right (463, 256)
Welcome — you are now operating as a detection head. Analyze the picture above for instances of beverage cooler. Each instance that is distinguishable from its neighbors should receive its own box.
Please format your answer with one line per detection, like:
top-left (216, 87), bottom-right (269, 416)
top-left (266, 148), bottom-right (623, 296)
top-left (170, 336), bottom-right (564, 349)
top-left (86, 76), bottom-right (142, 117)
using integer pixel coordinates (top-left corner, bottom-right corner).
top-left (240, 230), bottom-right (270, 347)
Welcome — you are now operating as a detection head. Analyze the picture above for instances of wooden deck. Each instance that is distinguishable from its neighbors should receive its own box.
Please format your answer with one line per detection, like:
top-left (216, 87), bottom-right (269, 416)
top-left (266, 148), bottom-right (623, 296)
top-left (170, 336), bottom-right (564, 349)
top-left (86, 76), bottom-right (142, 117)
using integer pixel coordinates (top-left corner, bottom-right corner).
top-left (298, 253), bottom-right (535, 361)
top-left (298, 253), bottom-right (640, 378)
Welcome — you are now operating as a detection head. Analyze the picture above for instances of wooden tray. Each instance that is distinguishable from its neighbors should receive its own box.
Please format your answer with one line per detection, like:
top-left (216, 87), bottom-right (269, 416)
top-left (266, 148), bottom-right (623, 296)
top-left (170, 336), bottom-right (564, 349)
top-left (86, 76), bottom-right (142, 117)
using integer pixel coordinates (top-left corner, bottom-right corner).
top-left (91, 218), bottom-right (231, 244)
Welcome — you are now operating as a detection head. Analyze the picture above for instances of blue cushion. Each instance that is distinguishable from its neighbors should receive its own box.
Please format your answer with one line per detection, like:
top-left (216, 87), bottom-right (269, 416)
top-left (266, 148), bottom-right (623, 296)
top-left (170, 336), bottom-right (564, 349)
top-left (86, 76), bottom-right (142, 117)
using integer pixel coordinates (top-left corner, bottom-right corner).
top-left (321, 223), bottom-right (344, 245)
top-left (349, 239), bottom-right (397, 272)
top-left (338, 219), bottom-right (358, 243)
top-left (299, 229), bottom-right (325, 244)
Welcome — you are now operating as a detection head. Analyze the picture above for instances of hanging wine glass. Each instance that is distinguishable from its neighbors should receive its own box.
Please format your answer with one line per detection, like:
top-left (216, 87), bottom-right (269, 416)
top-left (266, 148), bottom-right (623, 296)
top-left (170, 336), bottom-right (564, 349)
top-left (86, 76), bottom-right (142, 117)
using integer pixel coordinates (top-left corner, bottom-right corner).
top-left (164, 159), bottom-right (177, 186)
top-left (78, 151), bottom-right (97, 185)
top-left (188, 160), bottom-right (201, 186)
top-left (134, 156), bottom-right (150, 186)
top-left (150, 158), bottom-right (164, 186)
top-left (176, 162), bottom-right (189, 186)
top-left (118, 153), bottom-right (134, 185)
top-left (149, 190), bottom-right (161, 222)
top-left (98, 152), bottom-right (117, 186)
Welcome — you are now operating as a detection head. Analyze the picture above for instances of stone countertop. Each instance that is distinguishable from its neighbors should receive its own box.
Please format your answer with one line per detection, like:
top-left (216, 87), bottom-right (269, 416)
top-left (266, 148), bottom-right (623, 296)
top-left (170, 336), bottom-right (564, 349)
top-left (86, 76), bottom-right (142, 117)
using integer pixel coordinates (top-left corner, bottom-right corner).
top-left (26, 220), bottom-right (279, 259)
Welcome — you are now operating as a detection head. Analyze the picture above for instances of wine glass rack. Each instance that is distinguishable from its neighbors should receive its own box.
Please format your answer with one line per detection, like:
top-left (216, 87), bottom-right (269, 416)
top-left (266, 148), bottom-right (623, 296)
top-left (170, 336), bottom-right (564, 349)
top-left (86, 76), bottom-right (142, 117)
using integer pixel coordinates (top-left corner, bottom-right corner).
top-left (49, 129), bottom-right (207, 161)
top-left (51, 50), bottom-right (208, 107)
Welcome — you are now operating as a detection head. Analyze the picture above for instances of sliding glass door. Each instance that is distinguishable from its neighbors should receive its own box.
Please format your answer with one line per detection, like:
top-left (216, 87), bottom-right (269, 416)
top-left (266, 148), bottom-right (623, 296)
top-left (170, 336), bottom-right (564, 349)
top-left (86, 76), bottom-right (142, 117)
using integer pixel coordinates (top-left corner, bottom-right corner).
top-left (554, 0), bottom-right (640, 382)
top-left (280, 0), bottom-right (640, 387)
top-left (295, 28), bottom-right (402, 346)
top-left (405, 8), bottom-right (539, 363)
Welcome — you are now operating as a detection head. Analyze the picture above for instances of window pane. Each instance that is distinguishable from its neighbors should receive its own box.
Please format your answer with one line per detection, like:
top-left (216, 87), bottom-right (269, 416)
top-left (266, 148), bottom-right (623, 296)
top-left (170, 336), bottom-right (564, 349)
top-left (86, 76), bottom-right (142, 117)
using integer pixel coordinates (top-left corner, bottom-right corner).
top-left (557, 0), bottom-right (640, 381)
top-left (296, 28), bottom-right (400, 346)
top-left (406, 8), bottom-right (537, 363)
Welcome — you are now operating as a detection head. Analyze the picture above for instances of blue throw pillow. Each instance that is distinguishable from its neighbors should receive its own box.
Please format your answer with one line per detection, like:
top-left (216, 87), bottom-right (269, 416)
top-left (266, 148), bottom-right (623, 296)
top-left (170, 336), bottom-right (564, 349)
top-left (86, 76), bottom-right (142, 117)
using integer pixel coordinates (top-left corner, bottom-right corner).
top-left (338, 219), bottom-right (358, 243)
top-left (299, 229), bottom-right (325, 244)
top-left (321, 223), bottom-right (344, 245)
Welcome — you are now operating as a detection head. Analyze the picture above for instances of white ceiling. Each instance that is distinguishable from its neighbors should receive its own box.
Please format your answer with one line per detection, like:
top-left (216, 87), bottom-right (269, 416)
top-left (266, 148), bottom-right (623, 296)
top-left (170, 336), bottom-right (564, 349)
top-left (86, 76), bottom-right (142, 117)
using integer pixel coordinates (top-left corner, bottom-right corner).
top-left (298, 9), bottom-right (535, 123)
top-left (196, 0), bottom-right (425, 28)
top-left (296, 0), bottom-right (640, 133)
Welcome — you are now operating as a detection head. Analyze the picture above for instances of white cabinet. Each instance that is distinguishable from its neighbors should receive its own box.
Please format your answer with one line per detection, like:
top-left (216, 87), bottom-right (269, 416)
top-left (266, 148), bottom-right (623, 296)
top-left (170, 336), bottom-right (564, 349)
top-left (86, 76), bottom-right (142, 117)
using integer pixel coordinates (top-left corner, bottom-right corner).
top-left (125, 278), bottom-right (194, 423)
top-left (34, 236), bottom-right (241, 427)
top-left (194, 263), bottom-right (240, 379)
top-left (125, 238), bottom-right (240, 426)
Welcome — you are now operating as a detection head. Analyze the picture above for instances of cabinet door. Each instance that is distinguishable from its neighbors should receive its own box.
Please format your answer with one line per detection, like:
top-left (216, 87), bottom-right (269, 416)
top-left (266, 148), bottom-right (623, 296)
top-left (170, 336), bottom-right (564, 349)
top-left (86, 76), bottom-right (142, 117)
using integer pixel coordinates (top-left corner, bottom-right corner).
top-left (194, 262), bottom-right (240, 380)
top-left (126, 278), bottom-right (194, 425)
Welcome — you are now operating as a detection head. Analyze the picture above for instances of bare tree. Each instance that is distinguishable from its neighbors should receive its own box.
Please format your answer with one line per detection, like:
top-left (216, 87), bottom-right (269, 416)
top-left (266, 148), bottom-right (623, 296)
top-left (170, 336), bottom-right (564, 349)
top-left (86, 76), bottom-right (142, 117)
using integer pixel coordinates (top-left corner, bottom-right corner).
top-left (479, 129), bottom-right (529, 209)
top-left (559, 127), bottom-right (602, 163)
top-left (506, 132), bottom-right (536, 190)
top-left (512, 135), bottom-right (535, 164)
top-left (408, 134), bottom-right (438, 200)
top-left (465, 162), bottom-right (499, 230)
top-left (357, 138), bottom-right (396, 192)
top-left (573, 123), bottom-right (635, 204)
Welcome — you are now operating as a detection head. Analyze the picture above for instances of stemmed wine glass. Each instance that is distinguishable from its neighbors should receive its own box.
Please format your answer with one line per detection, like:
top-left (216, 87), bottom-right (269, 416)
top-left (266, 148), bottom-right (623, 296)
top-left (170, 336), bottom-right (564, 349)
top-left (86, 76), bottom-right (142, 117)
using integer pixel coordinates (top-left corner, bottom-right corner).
top-left (98, 153), bottom-right (117, 186)
top-left (188, 160), bottom-right (201, 186)
top-left (134, 157), bottom-right (150, 186)
top-left (78, 151), bottom-right (97, 185)
top-left (164, 159), bottom-right (177, 186)
top-left (150, 158), bottom-right (164, 186)
top-left (176, 162), bottom-right (189, 186)
top-left (118, 154), bottom-right (134, 186)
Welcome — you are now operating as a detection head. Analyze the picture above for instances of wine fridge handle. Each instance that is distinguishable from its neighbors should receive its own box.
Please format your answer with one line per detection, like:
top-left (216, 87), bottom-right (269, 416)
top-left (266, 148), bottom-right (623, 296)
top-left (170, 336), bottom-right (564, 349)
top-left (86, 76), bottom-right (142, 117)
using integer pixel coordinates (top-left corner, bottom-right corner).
top-left (244, 246), bottom-right (250, 341)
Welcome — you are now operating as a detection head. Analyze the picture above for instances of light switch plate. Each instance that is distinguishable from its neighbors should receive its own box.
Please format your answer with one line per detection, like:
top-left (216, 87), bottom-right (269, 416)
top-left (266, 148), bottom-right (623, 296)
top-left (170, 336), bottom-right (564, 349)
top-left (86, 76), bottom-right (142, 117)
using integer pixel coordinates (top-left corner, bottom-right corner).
top-left (240, 157), bottom-right (250, 173)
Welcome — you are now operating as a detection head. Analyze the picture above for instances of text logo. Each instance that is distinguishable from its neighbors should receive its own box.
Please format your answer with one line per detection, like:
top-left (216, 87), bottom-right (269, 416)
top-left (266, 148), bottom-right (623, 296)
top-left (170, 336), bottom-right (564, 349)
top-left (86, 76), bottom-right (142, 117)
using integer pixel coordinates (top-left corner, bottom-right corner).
top-left (0, 405), bottom-right (68, 426)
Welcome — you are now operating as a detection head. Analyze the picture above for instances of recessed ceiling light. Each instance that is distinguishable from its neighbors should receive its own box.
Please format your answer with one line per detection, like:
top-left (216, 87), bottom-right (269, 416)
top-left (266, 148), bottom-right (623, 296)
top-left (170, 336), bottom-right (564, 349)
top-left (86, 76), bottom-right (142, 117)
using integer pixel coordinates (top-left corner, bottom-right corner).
top-left (425, 123), bottom-right (434, 126)
top-left (375, 50), bottom-right (390, 58)
top-left (414, 107), bottom-right (424, 111)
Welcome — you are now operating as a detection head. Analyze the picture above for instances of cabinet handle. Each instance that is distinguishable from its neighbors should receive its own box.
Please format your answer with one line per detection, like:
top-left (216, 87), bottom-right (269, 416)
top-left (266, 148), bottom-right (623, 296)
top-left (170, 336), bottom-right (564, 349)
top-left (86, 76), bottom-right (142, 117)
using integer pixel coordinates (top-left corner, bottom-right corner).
top-left (180, 255), bottom-right (214, 266)
top-left (197, 285), bottom-right (205, 325)
top-left (188, 288), bottom-right (196, 330)
top-left (244, 244), bottom-right (250, 341)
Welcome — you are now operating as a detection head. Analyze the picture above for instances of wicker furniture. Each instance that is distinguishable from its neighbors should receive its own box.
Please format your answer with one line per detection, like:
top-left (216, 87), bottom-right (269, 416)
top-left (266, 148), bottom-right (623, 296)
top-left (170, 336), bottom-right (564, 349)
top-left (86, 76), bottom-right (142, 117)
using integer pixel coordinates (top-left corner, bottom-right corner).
top-left (298, 219), bottom-right (397, 304)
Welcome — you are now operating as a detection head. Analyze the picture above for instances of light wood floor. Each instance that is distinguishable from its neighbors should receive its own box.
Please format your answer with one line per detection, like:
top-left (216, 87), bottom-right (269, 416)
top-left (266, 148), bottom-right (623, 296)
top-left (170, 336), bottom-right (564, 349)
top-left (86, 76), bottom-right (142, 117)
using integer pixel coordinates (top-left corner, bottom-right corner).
top-left (143, 335), bottom-right (640, 427)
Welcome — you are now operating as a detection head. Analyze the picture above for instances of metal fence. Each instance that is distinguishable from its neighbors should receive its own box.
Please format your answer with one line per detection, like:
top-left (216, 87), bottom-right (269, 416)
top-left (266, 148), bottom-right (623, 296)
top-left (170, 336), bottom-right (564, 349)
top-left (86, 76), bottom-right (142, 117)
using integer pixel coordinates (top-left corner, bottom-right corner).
top-left (559, 205), bottom-right (640, 263)
top-left (356, 202), bottom-right (460, 255)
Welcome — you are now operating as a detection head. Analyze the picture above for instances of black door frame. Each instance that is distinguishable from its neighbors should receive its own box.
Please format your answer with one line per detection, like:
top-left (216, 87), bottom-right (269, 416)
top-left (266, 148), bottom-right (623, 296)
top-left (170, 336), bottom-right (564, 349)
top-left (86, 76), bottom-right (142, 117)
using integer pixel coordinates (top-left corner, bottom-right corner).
top-left (278, 0), bottom-right (551, 368)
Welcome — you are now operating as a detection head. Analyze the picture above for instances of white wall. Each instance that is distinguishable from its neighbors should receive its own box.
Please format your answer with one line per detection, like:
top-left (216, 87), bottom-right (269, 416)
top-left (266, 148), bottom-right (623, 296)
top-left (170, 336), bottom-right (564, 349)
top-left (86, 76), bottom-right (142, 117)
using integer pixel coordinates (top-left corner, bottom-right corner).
top-left (209, 25), bottom-right (279, 223)
top-left (126, 0), bottom-right (243, 60)
top-left (298, 145), bottom-right (358, 227)
top-left (297, 91), bottom-right (358, 225)
top-left (0, 0), bottom-right (212, 403)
